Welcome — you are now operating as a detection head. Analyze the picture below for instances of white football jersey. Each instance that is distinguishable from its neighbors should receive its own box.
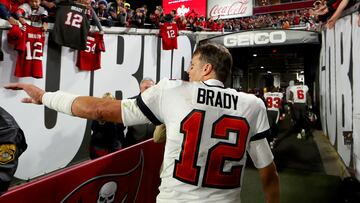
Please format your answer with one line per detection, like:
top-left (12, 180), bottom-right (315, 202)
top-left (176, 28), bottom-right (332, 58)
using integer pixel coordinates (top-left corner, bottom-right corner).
top-left (289, 85), bottom-right (309, 104)
top-left (263, 92), bottom-right (283, 112)
top-left (122, 78), bottom-right (273, 203)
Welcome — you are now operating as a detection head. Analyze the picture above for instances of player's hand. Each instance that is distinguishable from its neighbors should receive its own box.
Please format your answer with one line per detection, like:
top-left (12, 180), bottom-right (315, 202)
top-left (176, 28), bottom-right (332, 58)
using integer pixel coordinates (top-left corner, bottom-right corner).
top-left (3, 83), bottom-right (45, 105)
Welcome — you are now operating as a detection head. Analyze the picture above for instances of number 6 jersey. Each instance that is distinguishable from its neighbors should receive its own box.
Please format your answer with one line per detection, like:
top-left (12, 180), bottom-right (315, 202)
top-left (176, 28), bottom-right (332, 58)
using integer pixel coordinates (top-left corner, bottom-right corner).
top-left (121, 78), bottom-right (273, 203)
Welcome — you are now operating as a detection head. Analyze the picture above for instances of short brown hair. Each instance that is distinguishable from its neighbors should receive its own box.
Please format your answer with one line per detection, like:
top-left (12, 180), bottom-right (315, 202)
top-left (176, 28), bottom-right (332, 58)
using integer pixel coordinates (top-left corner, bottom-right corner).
top-left (193, 43), bottom-right (233, 82)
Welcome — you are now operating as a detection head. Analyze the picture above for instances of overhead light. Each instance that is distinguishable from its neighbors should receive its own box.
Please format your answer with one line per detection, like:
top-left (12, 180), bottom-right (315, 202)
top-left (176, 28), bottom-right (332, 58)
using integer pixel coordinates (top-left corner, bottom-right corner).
top-left (253, 54), bottom-right (257, 57)
top-left (300, 71), bottom-right (304, 73)
top-left (267, 71), bottom-right (272, 74)
top-left (260, 66), bottom-right (264, 69)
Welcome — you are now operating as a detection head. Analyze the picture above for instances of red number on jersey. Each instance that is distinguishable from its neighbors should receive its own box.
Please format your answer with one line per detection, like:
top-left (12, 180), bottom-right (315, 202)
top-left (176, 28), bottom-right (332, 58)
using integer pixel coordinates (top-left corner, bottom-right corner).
top-left (174, 110), bottom-right (249, 188)
top-left (297, 90), bottom-right (304, 99)
top-left (266, 97), bottom-right (273, 108)
top-left (266, 97), bottom-right (281, 108)
top-left (273, 97), bottom-right (281, 108)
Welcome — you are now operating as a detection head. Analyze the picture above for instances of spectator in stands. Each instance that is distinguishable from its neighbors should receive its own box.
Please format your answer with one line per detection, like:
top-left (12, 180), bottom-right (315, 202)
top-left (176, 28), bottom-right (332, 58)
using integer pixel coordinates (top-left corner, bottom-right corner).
top-left (95, 0), bottom-right (113, 27)
top-left (124, 4), bottom-right (134, 27)
top-left (41, 0), bottom-right (56, 22)
top-left (131, 7), bottom-right (145, 28)
top-left (169, 9), bottom-right (181, 25)
top-left (16, 0), bottom-right (49, 31)
top-left (195, 16), bottom-right (206, 31)
top-left (124, 78), bottom-right (155, 147)
top-left (77, 0), bottom-right (104, 33)
top-left (310, 0), bottom-right (354, 29)
top-left (149, 5), bottom-right (163, 28)
top-left (89, 92), bottom-right (125, 159)
top-left (326, 0), bottom-right (351, 29)
top-left (282, 19), bottom-right (290, 29)
top-left (141, 4), bottom-right (148, 17)
top-left (0, 0), bottom-right (26, 25)
top-left (109, 0), bottom-right (127, 26)
top-left (177, 16), bottom-right (187, 30)
top-left (186, 16), bottom-right (196, 31)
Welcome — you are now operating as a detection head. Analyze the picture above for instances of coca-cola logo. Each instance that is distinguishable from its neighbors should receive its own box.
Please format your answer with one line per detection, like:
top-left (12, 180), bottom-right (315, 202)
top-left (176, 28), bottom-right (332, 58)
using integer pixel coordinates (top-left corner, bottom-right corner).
top-left (209, 0), bottom-right (250, 18)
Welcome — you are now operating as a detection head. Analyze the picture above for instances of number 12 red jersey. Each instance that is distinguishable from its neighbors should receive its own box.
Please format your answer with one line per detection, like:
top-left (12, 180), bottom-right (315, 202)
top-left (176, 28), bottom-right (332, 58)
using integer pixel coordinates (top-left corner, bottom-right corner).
top-left (159, 22), bottom-right (179, 50)
top-left (10, 25), bottom-right (45, 78)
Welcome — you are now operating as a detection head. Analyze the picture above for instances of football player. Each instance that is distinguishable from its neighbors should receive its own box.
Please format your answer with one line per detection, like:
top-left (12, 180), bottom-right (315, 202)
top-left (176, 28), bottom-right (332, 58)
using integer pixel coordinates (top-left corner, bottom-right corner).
top-left (5, 43), bottom-right (280, 203)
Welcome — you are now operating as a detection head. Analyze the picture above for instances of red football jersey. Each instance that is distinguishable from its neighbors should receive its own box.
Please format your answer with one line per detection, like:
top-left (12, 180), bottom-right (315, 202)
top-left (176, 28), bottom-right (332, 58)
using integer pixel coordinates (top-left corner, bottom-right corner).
top-left (76, 32), bottom-right (105, 71)
top-left (11, 25), bottom-right (45, 78)
top-left (159, 22), bottom-right (179, 50)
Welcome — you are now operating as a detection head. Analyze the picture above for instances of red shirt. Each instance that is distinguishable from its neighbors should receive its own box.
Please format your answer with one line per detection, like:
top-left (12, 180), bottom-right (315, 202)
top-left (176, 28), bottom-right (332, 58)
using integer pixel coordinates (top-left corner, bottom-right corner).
top-left (10, 25), bottom-right (45, 78)
top-left (159, 22), bottom-right (179, 50)
top-left (77, 32), bottom-right (105, 71)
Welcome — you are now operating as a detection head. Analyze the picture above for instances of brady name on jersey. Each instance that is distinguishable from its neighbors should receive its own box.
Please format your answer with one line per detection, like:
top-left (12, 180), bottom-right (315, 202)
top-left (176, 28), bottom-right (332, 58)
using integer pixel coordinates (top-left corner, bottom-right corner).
top-left (197, 88), bottom-right (239, 110)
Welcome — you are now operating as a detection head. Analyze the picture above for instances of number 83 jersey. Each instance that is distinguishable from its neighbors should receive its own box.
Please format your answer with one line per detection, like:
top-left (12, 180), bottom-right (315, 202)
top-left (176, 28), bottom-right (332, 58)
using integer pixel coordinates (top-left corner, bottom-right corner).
top-left (122, 78), bottom-right (273, 203)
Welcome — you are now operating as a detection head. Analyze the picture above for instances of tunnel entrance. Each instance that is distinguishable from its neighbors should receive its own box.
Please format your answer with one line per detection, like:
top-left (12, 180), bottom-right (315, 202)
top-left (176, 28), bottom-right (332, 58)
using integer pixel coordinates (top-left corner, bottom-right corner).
top-left (201, 29), bottom-right (321, 105)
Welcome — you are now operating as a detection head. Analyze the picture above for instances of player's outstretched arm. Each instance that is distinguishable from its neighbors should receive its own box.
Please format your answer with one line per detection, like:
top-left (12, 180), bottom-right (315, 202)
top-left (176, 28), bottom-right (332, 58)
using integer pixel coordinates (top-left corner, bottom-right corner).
top-left (258, 161), bottom-right (280, 203)
top-left (4, 83), bottom-right (123, 123)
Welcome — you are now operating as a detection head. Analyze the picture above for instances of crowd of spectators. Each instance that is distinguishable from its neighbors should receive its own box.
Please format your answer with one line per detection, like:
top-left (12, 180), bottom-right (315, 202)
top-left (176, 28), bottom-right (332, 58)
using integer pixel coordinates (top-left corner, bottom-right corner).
top-left (0, 0), bottom-right (359, 33)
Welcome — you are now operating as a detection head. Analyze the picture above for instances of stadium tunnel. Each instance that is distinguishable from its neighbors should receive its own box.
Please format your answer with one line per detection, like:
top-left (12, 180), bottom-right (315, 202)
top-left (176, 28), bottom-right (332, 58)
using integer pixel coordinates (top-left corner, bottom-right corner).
top-left (200, 29), bottom-right (321, 108)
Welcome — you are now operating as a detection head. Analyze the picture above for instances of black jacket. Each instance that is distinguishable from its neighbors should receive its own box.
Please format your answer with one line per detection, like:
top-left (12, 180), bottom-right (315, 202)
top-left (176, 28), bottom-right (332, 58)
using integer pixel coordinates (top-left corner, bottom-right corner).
top-left (0, 107), bottom-right (27, 195)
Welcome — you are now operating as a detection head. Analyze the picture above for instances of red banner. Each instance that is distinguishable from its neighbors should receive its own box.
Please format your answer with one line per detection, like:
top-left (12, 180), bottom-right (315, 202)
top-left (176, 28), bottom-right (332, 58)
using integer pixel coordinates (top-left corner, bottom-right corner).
top-left (162, 0), bottom-right (207, 17)
top-left (0, 139), bottom-right (165, 203)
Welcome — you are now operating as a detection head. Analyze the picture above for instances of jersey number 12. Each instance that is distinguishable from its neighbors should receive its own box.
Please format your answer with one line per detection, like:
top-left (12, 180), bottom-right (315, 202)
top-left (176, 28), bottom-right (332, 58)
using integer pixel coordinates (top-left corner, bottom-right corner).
top-left (174, 110), bottom-right (249, 189)
top-left (65, 12), bottom-right (83, 28)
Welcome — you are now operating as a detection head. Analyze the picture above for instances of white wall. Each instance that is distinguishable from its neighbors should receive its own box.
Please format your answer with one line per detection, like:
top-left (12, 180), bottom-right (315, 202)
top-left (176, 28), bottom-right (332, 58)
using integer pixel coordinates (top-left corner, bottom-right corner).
top-left (319, 12), bottom-right (360, 179)
top-left (0, 30), bottom-right (194, 180)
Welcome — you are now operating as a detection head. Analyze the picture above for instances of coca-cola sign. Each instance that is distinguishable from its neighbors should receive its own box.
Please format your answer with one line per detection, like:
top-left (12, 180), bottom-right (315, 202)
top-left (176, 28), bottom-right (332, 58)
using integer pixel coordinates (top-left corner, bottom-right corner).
top-left (207, 0), bottom-right (253, 19)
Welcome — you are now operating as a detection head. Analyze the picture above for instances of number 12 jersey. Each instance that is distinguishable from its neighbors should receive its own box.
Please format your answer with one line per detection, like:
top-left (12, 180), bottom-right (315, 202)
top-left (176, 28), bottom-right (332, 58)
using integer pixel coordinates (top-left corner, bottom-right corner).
top-left (159, 22), bottom-right (179, 50)
top-left (53, 2), bottom-right (90, 50)
top-left (9, 25), bottom-right (45, 78)
top-left (121, 78), bottom-right (273, 202)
